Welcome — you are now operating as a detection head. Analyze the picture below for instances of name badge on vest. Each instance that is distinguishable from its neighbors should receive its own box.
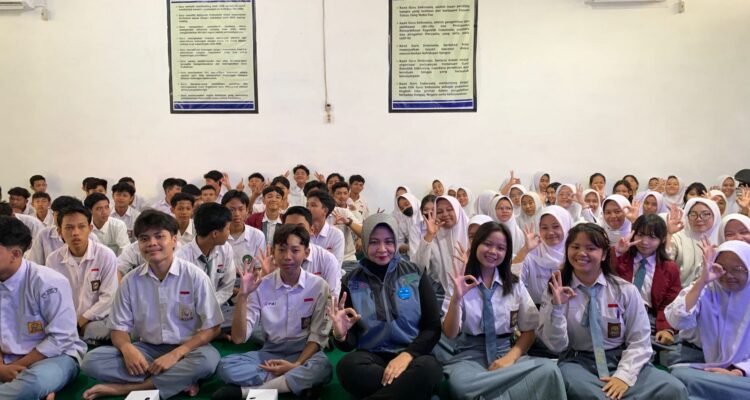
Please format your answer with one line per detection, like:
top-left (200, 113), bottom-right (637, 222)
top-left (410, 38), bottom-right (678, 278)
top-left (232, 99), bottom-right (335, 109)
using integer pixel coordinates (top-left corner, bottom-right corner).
top-left (27, 321), bottom-right (44, 335)
top-left (91, 280), bottom-right (101, 292)
top-left (397, 286), bottom-right (412, 300)
top-left (607, 322), bottom-right (621, 339)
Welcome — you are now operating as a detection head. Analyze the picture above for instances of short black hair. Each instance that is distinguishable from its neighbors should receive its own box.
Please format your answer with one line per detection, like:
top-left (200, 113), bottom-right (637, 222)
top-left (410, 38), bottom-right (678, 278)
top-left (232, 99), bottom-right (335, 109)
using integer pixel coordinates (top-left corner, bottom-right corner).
top-left (306, 190), bottom-right (335, 217)
top-left (292, 164), bottom-right (309, 175)
top-left (285, 206), bottom-right (313, 226)
top-left (118, 176), bottom-right (135, 185)
top-left (272, 223), bottom-right (310, 248)
top-left (31, 192), bottom-right (51, 202)
top-left (182, 184), bottom-right (201, 197)
top-left (303, 180), bottom-right (326, 197)
top-left (84, 193), bottom-right (109, 209)
top-left (421, 194), bottom-right (437, 212)
top-left (82, 177), bottom-right (97, 187)
top-left (193, 203), bottom-right (231, 237)
top-left (248, 172), bottom-right (265, 181)
top-left (162, 177), bottom-right (185, 192)
top-left (134, 210), bottom-right (179, 237)
top-left (8, 187), bottom-right (30, 199)
top-left (51, 196), bottom-right (83, 213)
top-left (0, 216), bottom-right (32, 252)
top-left (589, 172), bottom-right (606, 186)
top-left (684, 182), bottom-right (708, 204)
top-left (170, 192), bottom-right (195, 208)
top-left (548, 182), bottom-right (561, 191)
top-left (204, 170), bottom-right (223, 182)
top-left (112, 182), bottom-right (136, 196)
top-left (271, 176), bottom-right (290, 190)
top-left (221, 190), bottom-right (250, 207)
top-left (0, 202), bottom-right (12, 216)
top-left (87, 178), bottom-right (108, 192)
top-left (326, 173), bottom-right (345, 184)
top-left (262, 186), bottom-right (284, 198)
top-left (200, 185), bottom-right (217, 193)
top-left (332, 182), bottom-right (350, 193)
top-left (349, 174), bottom-right (365, 185)
top-left (57, 204), bottom-right (92, 227)
top-left (629, 214), bottom-right (670, 262)
top-left (29, 175), bottom-right (46, 187)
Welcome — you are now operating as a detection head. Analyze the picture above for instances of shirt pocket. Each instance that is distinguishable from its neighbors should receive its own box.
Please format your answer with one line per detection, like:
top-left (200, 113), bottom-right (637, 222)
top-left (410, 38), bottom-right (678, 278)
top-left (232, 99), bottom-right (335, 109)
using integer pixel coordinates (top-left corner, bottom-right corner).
top-left (603, 304), bottom-right (624, 340)
top-left (177, 292), bottom-right (195, 321)
top-left (498, 299), bottom-right (519, 334)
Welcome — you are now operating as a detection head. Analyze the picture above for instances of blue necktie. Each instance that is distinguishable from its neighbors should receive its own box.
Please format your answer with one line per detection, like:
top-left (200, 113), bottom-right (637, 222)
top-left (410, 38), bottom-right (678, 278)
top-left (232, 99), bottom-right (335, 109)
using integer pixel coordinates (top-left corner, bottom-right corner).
top-left (633, 258), bottom-right (648, 291)
top-left (579, 284), bottom-right (610, 379)
top-left (479, 283), bottom-right (498, 365)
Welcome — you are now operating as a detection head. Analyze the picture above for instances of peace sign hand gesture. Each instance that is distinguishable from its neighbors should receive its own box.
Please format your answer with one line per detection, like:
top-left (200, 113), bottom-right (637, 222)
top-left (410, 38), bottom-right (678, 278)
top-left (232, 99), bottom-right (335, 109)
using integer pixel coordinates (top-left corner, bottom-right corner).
top-left (314, 171), bottom-right (326, 183)
top-left (327, 292), bottom-right (361, 340)
top-left (256, 245), bottom-right (275, 277)
top-left (548, 271), bottom-right (577, 305)
top-left (615, 232), bottom-right (641, 254)
top-left (424, 210), bottom-right (444, 240)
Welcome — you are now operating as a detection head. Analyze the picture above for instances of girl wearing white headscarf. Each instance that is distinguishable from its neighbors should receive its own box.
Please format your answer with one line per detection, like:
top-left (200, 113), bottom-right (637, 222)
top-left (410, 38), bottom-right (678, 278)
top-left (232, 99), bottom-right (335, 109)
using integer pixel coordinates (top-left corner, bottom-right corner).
top-left (555, 184), bottom-right (583, 223)
top-left (717, 175), bottom-right (739, 214)
top-left (718, 214), bottom-right (750, 244)
top-left (639, 191), bottom-right (670, 216)
top-left (599, 194), bottom-right (632, 245)
top-left (529, 171), bottom-right (550, 197)
top-left (709, 190), bottom-right (728, 216)
top-left (515, 206), bottom-right (573, 305)
top-left (518, 192), bottom-right (543, 234)
top-left (416, 195), bottom-right (469, 308)
top-left (467, 214), bottom-right (493, 248)
top-left (668, 198), bottom-right (722, 287)
top-left (456, 186), bottom-right (475, 218)
top-left (473, 190), bottom-right (498, 216)
top-left (579, 189), bottom-right (603, 224)
top-left (392, 185), bottom-right (412, 249)
top-left (667, 241), bottom-right (750, 397)
top-left (489, 196), bottom-right (525, 259)
top-left (663, 175), bottom-right (685, 209)
top-left (508, 184), bottom-right (527, 217)
top-left (396, 193), bottom-right (424, 260)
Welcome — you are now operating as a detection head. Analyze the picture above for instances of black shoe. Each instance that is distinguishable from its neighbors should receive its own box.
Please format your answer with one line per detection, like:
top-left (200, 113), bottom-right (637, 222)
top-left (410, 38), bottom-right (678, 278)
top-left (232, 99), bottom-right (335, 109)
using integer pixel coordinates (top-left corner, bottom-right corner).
top-left (299, 386), bottom-right (321, 400)
top-left (211, 385), bottom-right (242, 400)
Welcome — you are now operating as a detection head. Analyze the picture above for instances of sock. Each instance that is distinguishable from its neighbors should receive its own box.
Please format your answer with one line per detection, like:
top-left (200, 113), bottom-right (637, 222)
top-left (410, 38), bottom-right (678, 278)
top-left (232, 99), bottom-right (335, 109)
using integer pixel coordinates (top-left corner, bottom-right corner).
top-left (259, 376), bottom-right (291, 393)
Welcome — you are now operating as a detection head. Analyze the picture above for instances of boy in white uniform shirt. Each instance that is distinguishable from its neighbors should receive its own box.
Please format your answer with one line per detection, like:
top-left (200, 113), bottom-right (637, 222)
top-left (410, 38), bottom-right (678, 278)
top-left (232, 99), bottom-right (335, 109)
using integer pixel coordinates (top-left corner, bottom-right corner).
top-left (201, 185), bottom-right (219, 204)
top-left (7, 187), bottom-right (35, 216)
top-left (150, 178), bottom-right (185, 216)
top-left (46, 204), bottom-right (118, 344)
top-left (117, 177), bottom-right (148, 212)
top-left (330, 182), bottom-right (363, 264)
top-left (85, 193), bottom-right (130, 256)
top-left (288, 165), bottom-right (309, 208)
top-left (245, 172), bottom-right (266, 207)
top-left (221, 190), bottom-right (266, 271)
top-left (348, 174), bottom-right (370, 220)
top-left (0, 216), bottom-right (86, 399)
top-left (175, 203), bottom-right (237, 323)
top-left (28, 196), bottom-right (87, 265)
top-left (31, 192), bottom-right (54, 226)
top-left (29, 174), bottom-right (48, 194)
top-left (81, 210), bottom-right (223, 399)
top-left (110, 182), bottom-right (141, 242)
top-left (204, 170), bottom-right (227, 204)
top-left (171, 192), bottom-right (196, 246)
top-left (0, 202), bottom-right (45, 246)
top-left (306, 190), bottom-right (345, 264)
top-left (213, 224), bottom-right (332, 399)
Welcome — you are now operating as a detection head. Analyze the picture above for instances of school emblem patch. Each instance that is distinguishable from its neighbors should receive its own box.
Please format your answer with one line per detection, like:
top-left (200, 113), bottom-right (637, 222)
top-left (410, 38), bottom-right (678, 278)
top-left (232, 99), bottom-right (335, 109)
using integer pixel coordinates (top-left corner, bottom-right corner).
top-left (90, 280), bottom-right (101, 292)
top-left (27, 321), bottom-right (44, 334)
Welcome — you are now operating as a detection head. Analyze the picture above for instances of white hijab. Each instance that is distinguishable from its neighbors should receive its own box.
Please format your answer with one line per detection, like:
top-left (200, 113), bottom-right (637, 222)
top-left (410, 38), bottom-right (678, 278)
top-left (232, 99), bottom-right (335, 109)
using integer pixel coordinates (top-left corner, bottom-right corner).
top-left (528, 205), bottom-right (573, 271)
top-left (663, 175), bottom-right (685, 209)
top-left (581, 189), bottom-right (602, 223)
top-left (682, 197), bottom-right (722, 244)
top-left (432, 196), bottom-right (469, 293)
top-left (718, 213), bottom-right (750, 244)
top-left (456, 186), bottom-right (475, 218)
top-left (490, 195), bottom-right (525, 258)
top-left (474, 190), bottom-right (499, 216)
top-left (556, 183), bottom-right (582, 223)
top-left (518, 192), bottom-right (543, 233)
top-left (391, 185), bottom-right (412, 228)
top-left (509, 184), bottom-right (527, 217)
top-left (600, 195), bottom-right (632, 245)
top-left (397, 193), bottom-right (423, 259)
top-left (690, 241), bottom-right (750, 370)
top-left (638, 191), bottom-right (669, 216)
top-left (709, 190), bottom-right (728, 216)
top-left (718, 175), bottom-right (739, 214)
top-left (529, 171), bottom-right (548, 195)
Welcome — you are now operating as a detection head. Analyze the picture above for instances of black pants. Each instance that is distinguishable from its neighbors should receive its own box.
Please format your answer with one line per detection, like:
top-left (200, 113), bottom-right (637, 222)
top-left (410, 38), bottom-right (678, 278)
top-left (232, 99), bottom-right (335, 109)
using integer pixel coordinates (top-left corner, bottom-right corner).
top-left (337, 350), bottom-right (442, 400)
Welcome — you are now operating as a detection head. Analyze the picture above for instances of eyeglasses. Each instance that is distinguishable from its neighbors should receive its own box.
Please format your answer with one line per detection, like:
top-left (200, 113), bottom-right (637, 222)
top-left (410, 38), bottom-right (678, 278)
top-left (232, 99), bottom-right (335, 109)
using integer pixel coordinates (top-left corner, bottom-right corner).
top-left (724, 265), bottom-right (749, 276)
top-left (688, 211), bottom-right (713, 221)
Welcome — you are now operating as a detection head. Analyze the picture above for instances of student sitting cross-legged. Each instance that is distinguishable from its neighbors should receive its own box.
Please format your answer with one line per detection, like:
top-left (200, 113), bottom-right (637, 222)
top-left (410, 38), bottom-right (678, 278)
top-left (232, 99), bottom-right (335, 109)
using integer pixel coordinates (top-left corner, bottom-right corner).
top-left (80, 210), bottom-right (223, 399)
top-left (0, 216), bottom-right (86, 399)
top-left (212, 224), bottom-right (333, 399)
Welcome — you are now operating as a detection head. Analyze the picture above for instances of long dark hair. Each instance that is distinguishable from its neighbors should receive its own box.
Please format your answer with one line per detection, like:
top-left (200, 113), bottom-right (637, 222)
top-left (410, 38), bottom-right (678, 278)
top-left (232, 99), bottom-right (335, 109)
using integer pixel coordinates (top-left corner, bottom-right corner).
top-left (628, 214), bottom-right (671, 263)
top-left (466, 222), bottom-right (517, 296)
top-left (612, 180), bottom-right (634, 202)
top-left (561, 223), bottom-right (621, 293)
top-left (683, 182), bottom-right (707, 205)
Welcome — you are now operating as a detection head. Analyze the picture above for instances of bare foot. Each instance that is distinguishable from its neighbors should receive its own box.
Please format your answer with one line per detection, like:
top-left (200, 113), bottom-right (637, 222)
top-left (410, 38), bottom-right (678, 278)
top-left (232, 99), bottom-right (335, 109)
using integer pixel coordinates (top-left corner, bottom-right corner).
top-left (44, 393), bottom-right (55, 400)
top-left (82, 384), bottom-right (130, 400)
top-left (184, 383), bottom-right (200, 397)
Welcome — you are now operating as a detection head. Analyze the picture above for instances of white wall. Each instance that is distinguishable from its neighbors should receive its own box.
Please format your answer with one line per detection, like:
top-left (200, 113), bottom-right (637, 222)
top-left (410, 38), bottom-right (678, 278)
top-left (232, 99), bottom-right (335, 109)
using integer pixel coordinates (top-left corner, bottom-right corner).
top-left (1, 0), bottom-right (749, 209)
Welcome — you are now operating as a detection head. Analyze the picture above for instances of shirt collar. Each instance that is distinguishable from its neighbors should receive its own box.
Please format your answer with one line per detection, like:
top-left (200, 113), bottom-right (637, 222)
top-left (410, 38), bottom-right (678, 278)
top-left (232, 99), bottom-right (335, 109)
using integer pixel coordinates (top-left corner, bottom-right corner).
top-left (571, 271), bottom-right (608, 290)
top-left (634, 253), bottom-right (656, 270)
top-left (478, 268), bottom-right (502, 288)
top-left (316, 222), bottom-right (331, 238)
top-left (273, 268), bottom-right (307, 290)
top-left (142, 257), bottom-right (181, 278)
top-left (0, 260), bottom-right (28, 293)
top-left (62, 239), bottom-right (96, 265)
top-left (93, 218), bottom-right (110, 234)
top-left (262, 214), bottom-right (282, 224)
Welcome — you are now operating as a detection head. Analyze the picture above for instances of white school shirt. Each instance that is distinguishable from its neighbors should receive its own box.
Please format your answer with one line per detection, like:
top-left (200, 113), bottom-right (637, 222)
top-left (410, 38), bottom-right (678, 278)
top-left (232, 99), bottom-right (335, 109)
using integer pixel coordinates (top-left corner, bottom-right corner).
top-left (132, 194), bottom-right (148, 212)
top-left (22, 203), bottom-right (36, 216)
top-left (288, 185), bottom-right (306, 208)
top-left (670, 231), bottom-right (704, 287)
top-left (0, 260), bottom-right (86, 363)
top-left (16, 214), bottom-right (45, 244)
top-left (351, 196), bottom-right (370, 220)
top-left (311, 222), bottom-right (345, 264)
top-left (46, 240), bottom-right (118, 321)
top-left (537, 273), bottom-right (653, 387)
top-left (91, 218), bottom-right (131, 256)
top-left (109, 258), bottom-right (224, 345)
top-left (37, 211), bottom-right (54, 227)
top-left (328, 207), bottom-right (359, 262)
top-left (244, 269), bottom-right (330, 347)
top-left (110, 206), bottom-right (141, 242)
top-left (150, 199), bottom-right (174, 216)
top-left (175, 240), bottom-right (237, 305)
top-left (442, 269), bottom-right (539, 336)
top-left (518, 255), bottom-right (560, 305)
top-left (27, 225), bottom-right (100, 266)
top-left (228, 225), bottom-right (266, 269)
top-left (117, 240), bottom-right (185, 278)
top-left (262, 214), bottom-right (283, 245)
top-left (632, 254), bottom-right (656, 308)
top-left (304, 243), bottom-right (341, 298)
top-left (176, 219), bottom-right (196, 247)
